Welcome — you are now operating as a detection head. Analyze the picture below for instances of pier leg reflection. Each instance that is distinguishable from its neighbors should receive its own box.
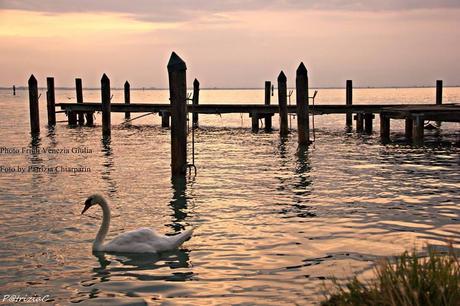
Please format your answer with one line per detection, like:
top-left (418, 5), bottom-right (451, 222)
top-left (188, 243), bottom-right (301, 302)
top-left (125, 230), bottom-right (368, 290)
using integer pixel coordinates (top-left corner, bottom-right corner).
top-left (169, 175), bottom-right (188, 232)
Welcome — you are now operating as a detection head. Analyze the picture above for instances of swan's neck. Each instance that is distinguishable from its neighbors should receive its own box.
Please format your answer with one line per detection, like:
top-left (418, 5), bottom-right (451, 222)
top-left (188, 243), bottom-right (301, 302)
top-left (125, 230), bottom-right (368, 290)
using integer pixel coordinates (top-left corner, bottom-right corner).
top-left (93, 197), bottom-right (110, 251)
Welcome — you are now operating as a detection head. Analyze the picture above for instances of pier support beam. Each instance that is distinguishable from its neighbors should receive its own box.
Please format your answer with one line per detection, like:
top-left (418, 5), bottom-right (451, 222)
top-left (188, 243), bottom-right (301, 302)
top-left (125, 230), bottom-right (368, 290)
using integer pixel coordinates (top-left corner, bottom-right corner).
top-left (346, 80), bottom-right (353, 128)
top-left (28, 75), bottom-right (40, 135)
top-left (380, 114), bottom-right (390, 143)
top-left (192, 78), bottom-right (200, 128)
top-left (168, 52), bottom-right (187, 176)
top-left (161, 112), bottom-right (170, 128)
top-left (101, 74), bottom-right (111, 137)
top-left (68, 112), bottom-right (77, 126)
top-left (124, 81), bottom-right (131, 120)
top-left (251, 113), bottom-right (259, 133)
top-left (364, 113), bottom-right (374, 134)
top-left (264, 81), bottom-right (272, 132)
top-left (76, 78), bottom-right (84, 125)
top-left (355, 113), bottom-right (364, 133)
top-left (296, 62), bottom-right (310, 145)
top-left (278, 71), bottom-right (288, 137)
top-left (405, 118), bottom-right (413, 141)
top-left (413, 115), bottom-right (424, 146)
top-left (46, 77), bottom-right (56, 127)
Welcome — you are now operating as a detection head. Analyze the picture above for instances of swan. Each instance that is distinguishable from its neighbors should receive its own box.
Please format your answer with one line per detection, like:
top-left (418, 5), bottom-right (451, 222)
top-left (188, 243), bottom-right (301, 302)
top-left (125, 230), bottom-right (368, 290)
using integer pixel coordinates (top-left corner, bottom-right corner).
top-left (81, 194), bottom-right (193, 253)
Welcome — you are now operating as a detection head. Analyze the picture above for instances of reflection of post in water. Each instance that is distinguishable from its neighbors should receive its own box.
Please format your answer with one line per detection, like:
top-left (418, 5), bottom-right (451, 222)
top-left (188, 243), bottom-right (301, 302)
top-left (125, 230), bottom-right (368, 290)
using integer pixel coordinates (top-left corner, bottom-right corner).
top-left (295, 144), bottom-right (312, 196)
top-left (101, 136), bottom-right (117, 194)
top-left (169, 175), bottom-right (188, 232)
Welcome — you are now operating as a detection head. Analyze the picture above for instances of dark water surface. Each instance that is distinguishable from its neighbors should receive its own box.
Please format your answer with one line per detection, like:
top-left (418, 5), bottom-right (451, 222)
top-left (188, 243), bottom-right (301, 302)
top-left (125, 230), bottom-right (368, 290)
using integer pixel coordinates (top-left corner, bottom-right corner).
top-left (0, 88), bottom-right (459, 305)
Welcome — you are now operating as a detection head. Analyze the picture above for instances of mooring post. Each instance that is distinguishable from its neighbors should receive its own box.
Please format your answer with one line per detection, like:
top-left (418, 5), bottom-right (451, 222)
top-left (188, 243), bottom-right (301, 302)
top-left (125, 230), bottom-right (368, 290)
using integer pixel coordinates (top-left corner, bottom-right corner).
top-left (364, 113), bottom-right (374, 134)
top-left (346, 80), bottom-right (353, 128)
top-left (101, 74), bottom-right (111, 137)
top-left (192, 78), bottom-right (200, 128)
top-left (413, 115), bottom-right (424, 146)
top-left (13, 85), bottom-right (16, 96)
top-left (296, 62), bottom-right (310, 145)
top-left (436, 80), bottom-right (443, 105)
top-left (278, 71), bottom-right (288, 137)
top-left (380, 113), bottom-right (390, 142)
top-left (124, 81), bottom-right (131, 120)
top-left (28, 75), bottom-right (40, 135)
top-left (355, 113), bottom-right (364, 132)
top-left (46, 77), bottom-right (56, 126)
top-left (264, 81), bottom-right (272, 132)
top-left (75, 78), bottom-right (84, 125)
top-left (251, 113), bottom-right (259, 132)
top-left (405, 117), bottom-right (413, 141)
top-left (167, 52), bottom-right (187, 176)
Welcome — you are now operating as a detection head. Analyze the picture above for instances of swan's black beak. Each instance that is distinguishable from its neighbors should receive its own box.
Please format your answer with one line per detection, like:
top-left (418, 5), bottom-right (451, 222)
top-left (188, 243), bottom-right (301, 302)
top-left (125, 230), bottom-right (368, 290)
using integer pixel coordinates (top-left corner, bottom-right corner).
top-left (81, 199), bottom-right (91, 214)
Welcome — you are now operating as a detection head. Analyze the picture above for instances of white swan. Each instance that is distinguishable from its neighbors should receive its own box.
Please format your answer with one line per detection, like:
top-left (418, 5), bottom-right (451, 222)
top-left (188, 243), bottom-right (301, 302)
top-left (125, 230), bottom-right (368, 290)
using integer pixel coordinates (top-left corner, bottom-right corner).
top-left (81, 194), bottom-right (193, 253)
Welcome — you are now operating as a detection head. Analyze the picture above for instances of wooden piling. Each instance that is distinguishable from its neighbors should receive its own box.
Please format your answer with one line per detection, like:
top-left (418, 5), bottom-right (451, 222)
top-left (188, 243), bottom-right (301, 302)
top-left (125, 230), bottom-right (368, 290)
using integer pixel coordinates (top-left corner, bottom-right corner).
top-left (380, 114), bottom-right (390, 142)
top-left (68, 112), bottom-right (77, 125)
top-left (355, 113), bottom-right (364, 132)
top-left (251, 113), bottom-right (259, 132)
top-left (405, 117), bottom-right (413, 140)
top-left (28, 75), bottom-right (40, 134)
top-left (161, 112), bottom-right (170, 127)
top-left (46, 77), bottom-right (56, 126)
top-left (278, 71), bottom-right (288, 137)
top-left (296, 63), bottom-right (310, 145)
top-left (75, 78), bottom-right (84, 125)
top-left (436, 80), bottom-right (443, 105)
top-left (264, 81), bottom-right (272, 132)
top-left (101, 74), bottom-right (111, 137)
top-left (413, 115), bottom-right (424, 146)
top-left (192, 78), bottom-right (200, 128)
top-left (13, 85), bottom-right (16, 96)
top-left (124, 81), bottom-right (131, 120)
top-left (364, 113), bottom-right (374, 134)
top-left (167, 52), bottom-right (187, 175)
top-left (346, 80), bottom-right (353, 127)
top-left (86, 112), bottom-right (94, 126)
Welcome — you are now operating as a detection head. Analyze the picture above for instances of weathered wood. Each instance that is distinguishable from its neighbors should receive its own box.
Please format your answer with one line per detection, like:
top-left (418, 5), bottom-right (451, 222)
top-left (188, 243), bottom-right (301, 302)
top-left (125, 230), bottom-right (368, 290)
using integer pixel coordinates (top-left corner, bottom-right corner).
top-left (68, 112), bottom-right (77, 125)
top-left (46, 77), bottom-right (56, 126)
top-left (13, 85), bottom-right (16, 96)
top-left (124, 81), bottom-right (131, 120)
top-left (413, 115), bottom-right (424, 146)
top-left (355, 113), bottom-right (364, 132)
top-left (251, 113), bottom-right (259, 132)
top-left (192, 78), bottom-right (199, 128)
top-left (28, 75), bottom-right (40, 134)
top-left (346, 80), bottom-right (353, 127)
top-left (296, 62), bottom-right (310, 145)
top-left (436, 80), bottom-right (443, 105)
top-left (101, 74), bottom-right (111, 137)
top-left (161, 111), bottom-right (170, 127)
top-left (405, 117), bottom-right (413, 140)
top-left (75, 78), bottom-right (84, 125)
top-left (380, 114), bottom-right (390, 142)
top-left (278, 71), bottom-right (288, 137)
top-left (364, 113), bottom-right (374, 134)
top-left (167, 52), bottom-right (187, 175)
top-left (264, 81), bottom-right (272, 132)
top-left (86, 112), bottom-right (94, 126)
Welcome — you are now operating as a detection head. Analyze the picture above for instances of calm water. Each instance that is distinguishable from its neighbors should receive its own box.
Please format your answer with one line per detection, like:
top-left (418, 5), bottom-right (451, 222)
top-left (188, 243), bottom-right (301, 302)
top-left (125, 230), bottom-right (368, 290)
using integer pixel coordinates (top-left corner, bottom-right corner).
top-left (0, 87), bottom-right (459, 305)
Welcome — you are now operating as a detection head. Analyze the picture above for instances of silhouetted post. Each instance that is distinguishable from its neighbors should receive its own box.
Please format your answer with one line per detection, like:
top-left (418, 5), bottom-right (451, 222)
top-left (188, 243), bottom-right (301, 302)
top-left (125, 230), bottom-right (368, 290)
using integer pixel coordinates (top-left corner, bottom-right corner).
top-left (405, 118), bottom-right (413, 140)
top-left (13, 85), bottom-right (16, 96)
top-left (264, 81), bottom-right (272, 131)
top-left (161, 112), bottom-right (170, 127)
top-left (346, 80), bottom-right (353, 127)
top-left (192, 78), bottom-right (200, 128)
top-left (28, 75), bottom-right (40, 135)
top-left (380, 114), bottom-right (390, 142)
top-left (296, 62), bottom-right (310, 145)
top-left (68, 112), bottom-right (77, 125)
top-left (278, 71), bottom-right (288, 137)
top-left (168, 52), bottom-right (187, 176)
top-left (124, 81), bottom-right (131, 120)
top-left (436, 80), bottom-right (443, 105)
top-left (101, 74), bottom-right (111, 137)
top-left (76, 78), bottom-right (84, 125)
top-left (46, 77), bottom-right (56, 126)
top-left (251, 113), bottom-right (259, 132)
top-left (355, 113), bottom-right (364, 132)
top-left (364, 113), bottom-right (374, 134)
top-left (413, 115), bottom-right (424, 146)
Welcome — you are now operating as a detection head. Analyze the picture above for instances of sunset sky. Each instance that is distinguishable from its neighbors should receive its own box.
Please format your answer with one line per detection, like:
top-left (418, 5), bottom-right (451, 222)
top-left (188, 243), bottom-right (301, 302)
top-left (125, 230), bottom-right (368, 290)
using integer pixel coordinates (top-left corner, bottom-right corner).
top-left (1, 0), bottom-right (459, 88)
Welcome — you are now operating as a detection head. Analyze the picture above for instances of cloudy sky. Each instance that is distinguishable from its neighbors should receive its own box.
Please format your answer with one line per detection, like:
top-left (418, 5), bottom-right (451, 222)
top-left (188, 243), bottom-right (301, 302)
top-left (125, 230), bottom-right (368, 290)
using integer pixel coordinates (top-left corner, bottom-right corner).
top-left (0, 0), bottom-right (459, 87)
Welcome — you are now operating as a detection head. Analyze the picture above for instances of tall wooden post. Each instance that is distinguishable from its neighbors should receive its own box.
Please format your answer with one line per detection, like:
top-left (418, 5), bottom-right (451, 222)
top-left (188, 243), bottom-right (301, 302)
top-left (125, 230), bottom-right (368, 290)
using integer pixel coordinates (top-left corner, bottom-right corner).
top-left (413, 115), bottom-right (424, 146)
top-left (436, 80), bottom-right (443, 105)
top-left (192, 78), bottom-right (200, 128)
top-left (296, 62), bottom-right (310, 145)
top-left (101, 74), bottom-right (111, 137)
top-left (13, 85), bottom-right (16, 96)
top-left (380, 114), bottom-right (390, 143)
top-left (167, 52), bottom-right (187, 176)
top-left (124, 81), bottom-right (131, 120)
top-left (28, 75), bottom-right (40, 135)
top-left (346, 80), bottom-right (353, 127)
top-left (75, 78), bottom-right (84, 125)
top-left (278, 71), bottom-right (288, 137)
top-left (264, 81), bottom-right (272, 132)
top-left (46, 77), bottom-right (56, 126)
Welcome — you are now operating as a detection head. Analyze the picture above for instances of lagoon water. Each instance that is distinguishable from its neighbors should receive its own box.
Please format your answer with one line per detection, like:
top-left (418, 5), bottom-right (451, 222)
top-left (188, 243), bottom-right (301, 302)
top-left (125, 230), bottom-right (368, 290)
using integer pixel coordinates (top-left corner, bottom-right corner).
top-left (0, 87), bottom-right (459, 305)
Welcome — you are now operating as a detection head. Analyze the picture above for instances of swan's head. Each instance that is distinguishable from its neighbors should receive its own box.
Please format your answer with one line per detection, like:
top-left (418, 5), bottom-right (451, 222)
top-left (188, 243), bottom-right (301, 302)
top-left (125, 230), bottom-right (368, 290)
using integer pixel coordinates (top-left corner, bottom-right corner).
top-left (82, 194), bottom-right (104, 214)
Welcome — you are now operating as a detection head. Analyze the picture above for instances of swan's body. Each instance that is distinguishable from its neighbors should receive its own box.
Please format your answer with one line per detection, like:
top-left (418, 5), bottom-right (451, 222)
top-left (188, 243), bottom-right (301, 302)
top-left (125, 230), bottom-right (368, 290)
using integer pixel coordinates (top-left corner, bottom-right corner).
top-left (82, 194), bottom-right (193, 253)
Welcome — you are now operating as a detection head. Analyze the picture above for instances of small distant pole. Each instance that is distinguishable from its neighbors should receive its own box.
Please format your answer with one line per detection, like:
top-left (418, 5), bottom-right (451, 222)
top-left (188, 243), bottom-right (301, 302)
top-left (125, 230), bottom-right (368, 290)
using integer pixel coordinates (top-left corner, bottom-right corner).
top-left (124, 81), bottom-right (131, 120)
top-left (101, 74), bottom-right (111, 137)
top-left (46, 77), bottom-right (56, 126)
top-left (436, 80), bottom-right (443, 105)
top-left (192, 78), bottom-right (200, 128)
top-left (264, 81), bottom-right (272, 132)
top-left (346, 80), bottom-right (353, 128)
top-left (28, 75), bottom-right (40, 135)
top-left (13, 85), bottom-right (16, 96)
top-left (278, 71), bottom-right (288, 137)
top-left (296, 62), bottom-right (310, 145)
top-left (76, 78), bottom-right (84, 125)
top-left (168, 52), bottom-right (187, 176)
